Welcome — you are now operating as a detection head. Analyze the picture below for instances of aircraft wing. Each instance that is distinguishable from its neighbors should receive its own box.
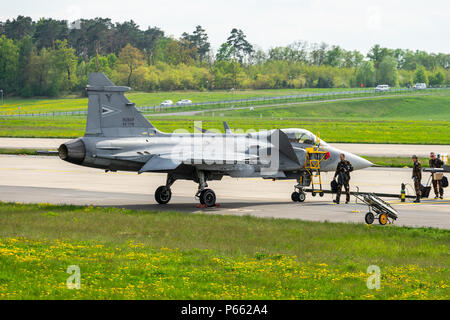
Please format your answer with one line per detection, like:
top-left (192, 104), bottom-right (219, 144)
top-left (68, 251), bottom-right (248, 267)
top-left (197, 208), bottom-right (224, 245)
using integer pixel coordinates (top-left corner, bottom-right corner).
top-left (139, 155), bottom-right (181, 174)
top-left (139, 149), bottom-right (259, 174)
top-left (157, 150), bottom-right (259, 164)
top-left (139, 129), bottom-right (299, 173)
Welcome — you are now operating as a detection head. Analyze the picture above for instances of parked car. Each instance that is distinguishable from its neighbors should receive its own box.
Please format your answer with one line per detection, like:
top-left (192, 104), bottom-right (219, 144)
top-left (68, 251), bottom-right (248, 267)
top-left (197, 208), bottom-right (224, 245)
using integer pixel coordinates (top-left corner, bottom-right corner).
top-left (413, 83), bottom-right (427, 90)
top-left (176, 99), bottom-right (192, 106)
top-left (375, 84), bottom-right (390, 92)
top-left (160, 100), bottom-right (173, 107)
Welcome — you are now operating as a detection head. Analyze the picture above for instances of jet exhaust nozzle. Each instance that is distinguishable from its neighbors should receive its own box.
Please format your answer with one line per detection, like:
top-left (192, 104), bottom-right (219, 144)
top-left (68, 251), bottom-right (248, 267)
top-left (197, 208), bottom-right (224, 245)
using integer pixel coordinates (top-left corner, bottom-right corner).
top-left (58, 139), bottom-right (86, 165)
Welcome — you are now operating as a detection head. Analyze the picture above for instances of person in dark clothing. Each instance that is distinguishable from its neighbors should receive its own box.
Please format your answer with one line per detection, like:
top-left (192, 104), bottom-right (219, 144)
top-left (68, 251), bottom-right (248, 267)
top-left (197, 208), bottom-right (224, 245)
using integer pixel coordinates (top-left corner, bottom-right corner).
top-left (429, 152), bottom-right (444, 199)
top-left (333, 153), bottom-right (354, 204)
top-left (412, 155), bottom-right (422, 203)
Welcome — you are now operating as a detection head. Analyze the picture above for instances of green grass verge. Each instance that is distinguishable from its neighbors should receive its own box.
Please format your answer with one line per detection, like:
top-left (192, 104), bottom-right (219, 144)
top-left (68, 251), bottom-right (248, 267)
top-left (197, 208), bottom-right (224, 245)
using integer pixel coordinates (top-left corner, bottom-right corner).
top-left (1, 116), bottom-right (449, 144)
top-left (0, 148), bottom-right (57, 156)
top-left (0, 116), bottom-right (86, 138)
top-left (0, 202), bottom-right (448, 299)
top-left (363, 157), bottom-right (431, 168)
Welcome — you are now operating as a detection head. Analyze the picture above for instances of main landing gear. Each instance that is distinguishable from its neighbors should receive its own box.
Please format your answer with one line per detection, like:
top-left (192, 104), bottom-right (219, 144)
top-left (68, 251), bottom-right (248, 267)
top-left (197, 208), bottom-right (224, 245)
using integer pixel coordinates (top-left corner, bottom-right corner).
top-left (154, 174), bottom-right (176, 204)
top-left (154, 171), bottom-right (218, 207)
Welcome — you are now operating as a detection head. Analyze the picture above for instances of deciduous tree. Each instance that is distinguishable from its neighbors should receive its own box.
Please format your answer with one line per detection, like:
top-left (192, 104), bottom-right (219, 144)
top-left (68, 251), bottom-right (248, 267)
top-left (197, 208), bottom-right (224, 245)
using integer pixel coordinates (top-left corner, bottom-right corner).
top-left (0, 35), bottom-right (20, 93)
top-left (377, 56), bottom-right (398, 86)
top-left (414, 65), bottom-right (428, 84)
top-left (118, 44), bottom-right (145, 86)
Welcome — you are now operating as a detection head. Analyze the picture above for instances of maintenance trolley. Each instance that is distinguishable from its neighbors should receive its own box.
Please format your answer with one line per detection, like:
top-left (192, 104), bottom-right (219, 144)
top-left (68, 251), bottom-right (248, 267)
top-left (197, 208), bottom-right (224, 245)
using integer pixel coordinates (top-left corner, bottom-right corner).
top-left (354, 192), bottom-right (399, 225)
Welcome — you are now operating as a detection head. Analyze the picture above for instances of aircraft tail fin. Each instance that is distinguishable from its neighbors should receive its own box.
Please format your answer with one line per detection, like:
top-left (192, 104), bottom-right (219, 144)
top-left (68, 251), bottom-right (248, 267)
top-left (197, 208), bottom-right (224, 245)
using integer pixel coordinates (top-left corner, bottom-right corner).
top-left (85, 73), bottom-right (157, 137)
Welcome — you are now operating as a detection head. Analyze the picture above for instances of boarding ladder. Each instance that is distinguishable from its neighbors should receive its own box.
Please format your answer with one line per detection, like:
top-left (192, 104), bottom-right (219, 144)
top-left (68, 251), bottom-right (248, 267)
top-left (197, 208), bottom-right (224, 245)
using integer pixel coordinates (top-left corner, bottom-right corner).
top-left (304, 139), bottom-right (327, 195)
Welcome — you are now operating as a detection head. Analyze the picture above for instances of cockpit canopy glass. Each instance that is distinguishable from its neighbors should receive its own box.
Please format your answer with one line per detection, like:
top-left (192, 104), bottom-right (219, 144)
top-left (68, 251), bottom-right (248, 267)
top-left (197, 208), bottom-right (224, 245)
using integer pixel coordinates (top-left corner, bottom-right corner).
top-left (284, 129), bottom-right (317, 145)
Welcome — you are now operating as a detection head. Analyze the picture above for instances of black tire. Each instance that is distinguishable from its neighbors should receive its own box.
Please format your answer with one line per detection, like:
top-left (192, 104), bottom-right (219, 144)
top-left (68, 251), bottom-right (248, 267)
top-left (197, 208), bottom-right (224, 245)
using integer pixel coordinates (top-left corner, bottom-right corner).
top-left (319, 192), bottom-right (324, 197)
top-left (200, 189), bottom-right (216, 207)
top-left (311, 192), bottom-right (316, 197)
top-left (155, 186), bottom-right (171, 204)
top-left (291, 192), bottom-right (300, 202)
top-left (298, 192), bottom-right (306, 202)
top-left (365, 212), bottom-right (375, 225)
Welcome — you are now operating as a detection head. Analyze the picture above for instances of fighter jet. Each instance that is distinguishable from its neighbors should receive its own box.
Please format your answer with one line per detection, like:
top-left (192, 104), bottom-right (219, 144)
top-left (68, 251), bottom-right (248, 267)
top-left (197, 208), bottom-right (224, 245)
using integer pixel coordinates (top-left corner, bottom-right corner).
top-left (58, 73), bottom-right (372, 207)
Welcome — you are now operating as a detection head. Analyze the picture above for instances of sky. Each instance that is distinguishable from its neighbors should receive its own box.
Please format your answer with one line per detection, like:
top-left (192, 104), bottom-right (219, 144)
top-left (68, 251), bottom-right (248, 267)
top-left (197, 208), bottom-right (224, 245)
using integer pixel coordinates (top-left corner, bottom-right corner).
top-left (1, 0), bottom-right (449, 54)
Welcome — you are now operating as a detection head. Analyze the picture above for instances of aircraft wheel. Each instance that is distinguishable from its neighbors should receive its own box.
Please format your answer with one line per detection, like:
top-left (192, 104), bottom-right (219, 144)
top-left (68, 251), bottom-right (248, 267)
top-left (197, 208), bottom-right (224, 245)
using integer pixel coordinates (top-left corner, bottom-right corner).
top-left (200, 189), bottom-right (216, 207)
top-left (379, 213), bottom-right (388, 225)
top-left (365, 212), bottom-right (375, 225)
top-left (291, 192), bottom-right (300, 202)
top-left (155, 186), bottom-right (171, 204)
top-left (298, 192), bottom-right (306, 202)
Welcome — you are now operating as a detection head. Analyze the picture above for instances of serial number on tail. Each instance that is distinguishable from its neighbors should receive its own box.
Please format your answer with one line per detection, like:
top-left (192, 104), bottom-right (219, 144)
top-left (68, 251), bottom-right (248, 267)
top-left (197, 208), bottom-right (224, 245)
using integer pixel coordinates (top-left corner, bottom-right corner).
top-left (122, 117), bottom-right (135, 127)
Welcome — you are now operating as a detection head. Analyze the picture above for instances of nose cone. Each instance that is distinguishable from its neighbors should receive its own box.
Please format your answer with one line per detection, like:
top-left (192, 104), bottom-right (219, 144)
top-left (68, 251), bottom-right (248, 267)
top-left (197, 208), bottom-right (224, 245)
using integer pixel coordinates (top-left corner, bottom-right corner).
top-left (321, 146), bottom-right (373, 172)
top-left (346, 153), bottom-right (373, 170)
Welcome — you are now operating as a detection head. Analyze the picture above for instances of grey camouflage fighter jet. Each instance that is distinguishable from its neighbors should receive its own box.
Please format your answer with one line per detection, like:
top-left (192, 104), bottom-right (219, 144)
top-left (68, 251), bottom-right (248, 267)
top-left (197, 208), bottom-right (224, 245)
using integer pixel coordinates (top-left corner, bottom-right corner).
top-left (58, 73), bottom-right (372, 207)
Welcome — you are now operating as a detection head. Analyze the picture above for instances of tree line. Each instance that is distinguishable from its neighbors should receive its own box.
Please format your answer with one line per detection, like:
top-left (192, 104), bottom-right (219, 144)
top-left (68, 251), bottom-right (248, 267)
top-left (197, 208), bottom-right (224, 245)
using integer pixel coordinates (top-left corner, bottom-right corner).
top-left (0, 15), bottom-right (448, 97)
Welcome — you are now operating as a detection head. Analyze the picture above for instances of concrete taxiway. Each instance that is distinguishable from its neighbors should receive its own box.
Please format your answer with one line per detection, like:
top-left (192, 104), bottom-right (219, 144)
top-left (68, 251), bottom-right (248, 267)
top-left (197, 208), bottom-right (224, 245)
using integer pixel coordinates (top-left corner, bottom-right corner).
top-left (0, 137), bottom-right (449, 158)
top-left (0, 155), bottom-right (449, 229)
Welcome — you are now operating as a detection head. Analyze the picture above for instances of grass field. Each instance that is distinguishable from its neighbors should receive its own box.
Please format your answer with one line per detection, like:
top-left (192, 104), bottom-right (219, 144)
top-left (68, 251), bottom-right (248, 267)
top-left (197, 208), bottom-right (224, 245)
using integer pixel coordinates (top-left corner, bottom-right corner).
top-left (209, 93), bottom-right (450, 121)
top-left (0, 202), bottom-right (448, 300)
top-left (1, 87), bottom-right (371, 115)
top-left (1, 116), bottom-right (449, 144)
top-left (0, 93), bottom-right (449, 144)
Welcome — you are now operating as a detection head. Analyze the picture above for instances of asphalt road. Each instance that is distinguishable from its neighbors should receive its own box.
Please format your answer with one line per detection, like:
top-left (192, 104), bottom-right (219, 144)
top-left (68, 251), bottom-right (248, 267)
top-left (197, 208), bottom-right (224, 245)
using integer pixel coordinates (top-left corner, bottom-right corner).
top-left (1, 137), bottom-right (449, 158)
top-left (0, 155), bottom-right (449, 229)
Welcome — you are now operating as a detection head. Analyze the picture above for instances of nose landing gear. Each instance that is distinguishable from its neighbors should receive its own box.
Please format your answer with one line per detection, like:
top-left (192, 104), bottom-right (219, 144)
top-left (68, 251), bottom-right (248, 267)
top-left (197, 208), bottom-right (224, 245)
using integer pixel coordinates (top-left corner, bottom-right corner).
top-left (195, 170), bottom-right (217, 207)
top-left (291, 173), bottom-right (325, 203)
top-left (291, 189), bottom-right (306, 202)
top-left (198, 189), bottom-right (217, 207)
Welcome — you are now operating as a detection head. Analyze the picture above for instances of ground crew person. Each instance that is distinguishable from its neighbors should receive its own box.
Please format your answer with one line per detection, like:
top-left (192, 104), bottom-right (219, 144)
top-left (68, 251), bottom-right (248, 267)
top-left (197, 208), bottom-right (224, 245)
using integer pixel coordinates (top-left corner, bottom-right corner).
top-left (412, 155), bottom-right (422, 203)
top-left (333, 153), bottom-right (354, 204)
top-left (429, 152), bottom-right (444, 199)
